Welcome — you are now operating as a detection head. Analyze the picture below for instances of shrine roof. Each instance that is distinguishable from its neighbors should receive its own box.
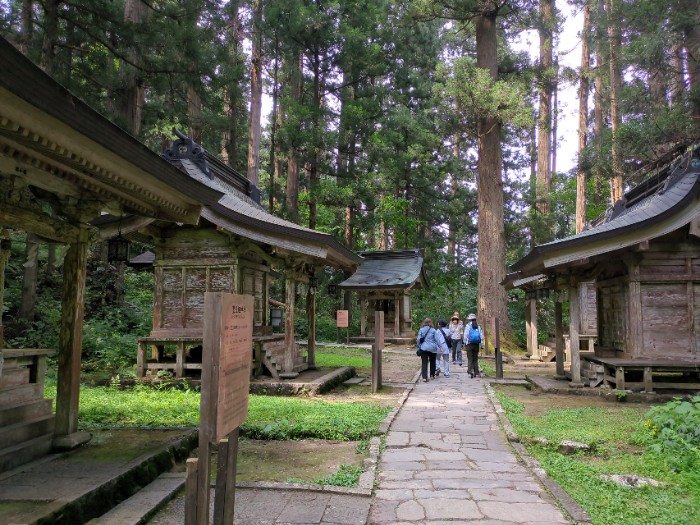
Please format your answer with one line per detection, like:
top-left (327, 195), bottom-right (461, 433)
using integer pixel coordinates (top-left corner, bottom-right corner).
top-left (338, 249), bottom-right (428, 290)
top-left (0, 37), bottom-right (223, 232)
top-left (162, 133), bottom-right (362, 271)
top-left (510, 145), bottom-right (700, 278)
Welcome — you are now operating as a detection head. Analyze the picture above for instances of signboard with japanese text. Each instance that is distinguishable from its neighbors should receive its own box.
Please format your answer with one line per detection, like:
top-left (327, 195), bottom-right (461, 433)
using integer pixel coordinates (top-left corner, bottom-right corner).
top-left (336, 310), bottom-right (349, 328)
top-left (201, 292), bottom-right (254, 441)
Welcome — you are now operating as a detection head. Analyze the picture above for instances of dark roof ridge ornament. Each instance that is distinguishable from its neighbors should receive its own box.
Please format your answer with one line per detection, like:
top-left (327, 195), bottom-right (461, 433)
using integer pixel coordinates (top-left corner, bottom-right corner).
top-left (162, 128), bottom-right (212, 179)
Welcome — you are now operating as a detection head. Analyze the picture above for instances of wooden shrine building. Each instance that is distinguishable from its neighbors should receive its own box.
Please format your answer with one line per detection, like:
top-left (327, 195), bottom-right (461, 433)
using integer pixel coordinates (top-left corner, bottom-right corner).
top-left (0, 38), bottom-right (223, 469)
top-left (506, 145), bottom-right (700, 392)
top-left (134, 131), bottom-right (361, 380)
top-left (338, 249), bottom-right (428, 344)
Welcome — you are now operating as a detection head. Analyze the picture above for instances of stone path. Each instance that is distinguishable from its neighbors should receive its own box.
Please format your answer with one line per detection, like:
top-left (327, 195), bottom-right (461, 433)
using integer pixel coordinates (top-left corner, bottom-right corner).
top-left (368, 368), bottom-right (572, 525)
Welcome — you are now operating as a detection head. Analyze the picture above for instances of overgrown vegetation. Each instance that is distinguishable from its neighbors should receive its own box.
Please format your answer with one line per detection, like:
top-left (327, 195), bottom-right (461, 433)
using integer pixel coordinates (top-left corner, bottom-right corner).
top-left (495, 389), bottom-right (700, 525)
top-left (46, 381), bottom-right (390, 442)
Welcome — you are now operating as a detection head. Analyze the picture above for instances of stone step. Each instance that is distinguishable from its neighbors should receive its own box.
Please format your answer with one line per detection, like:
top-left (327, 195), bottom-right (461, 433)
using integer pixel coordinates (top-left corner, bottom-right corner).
top-left (86, 472), bottom-right (185, 525)
top-left (0, 398), bottom-right (53, 426)
top-left (0, 433), bottom-right (53, 473)
top-left (0, 413), bottom-right (55, 449)
top-left (0, 383), bottom-right (44, 408)
top-left (0, 366), bottom-right (30, 389)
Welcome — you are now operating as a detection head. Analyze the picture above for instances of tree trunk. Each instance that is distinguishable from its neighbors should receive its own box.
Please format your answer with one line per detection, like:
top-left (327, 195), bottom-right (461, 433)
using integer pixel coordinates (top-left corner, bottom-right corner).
top-left (221, 3), bottom-right (242, 168)
top-left (685, 3), bottom-right (700, 118)
top-left (119, 0), bottom-right (150, 137)
top-left (20, 0), bottom-right (33, 55)
top-left (536, 0), bottom-right (554, 219)
top-left (670, 43), bottom-right (685, 106)
top-left (269, 33), bottom-right (281, 211)
top-left (551, 59), bottom-right (558, 176)
top-left (247, 0), bottom-right (263, 187)
top-left (475, 11), bottom-right (511, 333)
top-left (19, 233), bottom-right (39, 322)
top-left (447, 136), bottom-right (459, 263)
top-left (576, 3), bottom-right (591, 234)
top-left (285, 51), bottom-right (303, 223)
top-left (308, 50), bottom-right (322, 230)
top-left (40, 0), bottom-right (59, 76)
top-left (606, 0), bottom-right (623, 204)
top-left (593, 37), bottom-right (605, 207)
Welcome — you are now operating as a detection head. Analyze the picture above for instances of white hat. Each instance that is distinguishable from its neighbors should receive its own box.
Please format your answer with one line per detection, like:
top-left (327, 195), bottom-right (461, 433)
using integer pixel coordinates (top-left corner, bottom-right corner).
top-left (467, 313), bottom-right (477, 320)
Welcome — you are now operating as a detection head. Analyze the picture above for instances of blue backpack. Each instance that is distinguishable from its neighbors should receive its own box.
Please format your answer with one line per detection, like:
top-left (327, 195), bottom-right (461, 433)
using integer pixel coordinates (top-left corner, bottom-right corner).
top-left (467, 325), bottom-right (481, 344)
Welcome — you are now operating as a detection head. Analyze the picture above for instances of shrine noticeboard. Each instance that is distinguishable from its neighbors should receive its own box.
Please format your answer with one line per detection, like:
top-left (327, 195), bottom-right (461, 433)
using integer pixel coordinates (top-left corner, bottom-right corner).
top-left (336, 310), bottom-right (349, 328)
top-left (201, 292), bottom-right (254, 442)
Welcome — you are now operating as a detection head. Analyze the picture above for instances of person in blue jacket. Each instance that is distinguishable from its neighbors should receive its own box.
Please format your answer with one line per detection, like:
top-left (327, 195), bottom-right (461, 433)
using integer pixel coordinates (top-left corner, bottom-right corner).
top-left (416, 318), bottom-right (439, 382)
top-left (434, 319), bottom-right (452, 377)
top-left (462, 313), bottom-right (484, 378)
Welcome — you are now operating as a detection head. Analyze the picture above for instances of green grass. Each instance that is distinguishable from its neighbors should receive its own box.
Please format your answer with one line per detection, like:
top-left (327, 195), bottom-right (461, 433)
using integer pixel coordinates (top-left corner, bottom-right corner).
top-left (495, 390), bottom-right (700, 525)
top-left (287, 464), bottom-right (363, 487)
top-left (45, 381), bottom-right (389, 440)
top-left (315, 348), bottom-right (372, 371)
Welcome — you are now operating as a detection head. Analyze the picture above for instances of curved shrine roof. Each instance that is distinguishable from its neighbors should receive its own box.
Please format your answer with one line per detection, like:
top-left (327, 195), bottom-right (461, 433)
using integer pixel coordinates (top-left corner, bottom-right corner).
top-left (510, 145), bottom-right (700, 277)
top-left (338, 249), bottom-right (428, 290)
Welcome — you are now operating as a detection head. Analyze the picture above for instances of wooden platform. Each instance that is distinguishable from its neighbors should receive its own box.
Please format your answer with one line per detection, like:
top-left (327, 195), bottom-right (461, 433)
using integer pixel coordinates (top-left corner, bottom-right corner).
top-left (584, 355), bottom-right (700, 393)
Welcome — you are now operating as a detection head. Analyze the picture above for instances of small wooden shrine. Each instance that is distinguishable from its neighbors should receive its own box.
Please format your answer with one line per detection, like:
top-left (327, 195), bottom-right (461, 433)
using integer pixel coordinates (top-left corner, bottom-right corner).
top-left (134, 131), bottom-right (361, 380)
top-left (338, 249), bottom-right (428, 344)
top-left (507, 145), bottom-right (700, 392)
top-left (0, 37), bottom-right (221, 468)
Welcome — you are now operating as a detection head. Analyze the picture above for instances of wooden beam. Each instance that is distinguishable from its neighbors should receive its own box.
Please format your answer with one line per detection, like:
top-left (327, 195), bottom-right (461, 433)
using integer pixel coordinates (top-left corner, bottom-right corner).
top-left (689, 216), bottom-right (700, 238)
top-left (0, 205), bottom-right (83, 243)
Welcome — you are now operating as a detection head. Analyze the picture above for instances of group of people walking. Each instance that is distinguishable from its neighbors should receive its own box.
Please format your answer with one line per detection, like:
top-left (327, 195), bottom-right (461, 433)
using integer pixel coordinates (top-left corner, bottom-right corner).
top-left (416, 312), bottom-right (484, 382)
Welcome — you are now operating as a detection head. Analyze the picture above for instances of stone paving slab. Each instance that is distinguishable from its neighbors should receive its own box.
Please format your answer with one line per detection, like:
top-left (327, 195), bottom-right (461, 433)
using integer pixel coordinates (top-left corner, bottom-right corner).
top-left (367, 369), bottom-right (572, 525)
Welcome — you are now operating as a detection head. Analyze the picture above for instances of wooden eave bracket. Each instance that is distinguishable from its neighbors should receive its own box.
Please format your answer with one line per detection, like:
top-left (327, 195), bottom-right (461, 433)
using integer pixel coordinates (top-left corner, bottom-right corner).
top-left (689, 216), bottom-right (700, 239)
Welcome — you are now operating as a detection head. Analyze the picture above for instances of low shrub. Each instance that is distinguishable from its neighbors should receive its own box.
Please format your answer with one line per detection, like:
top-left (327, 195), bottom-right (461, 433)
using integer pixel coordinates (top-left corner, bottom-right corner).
top-left (644, 396), bottom-right (700, 472)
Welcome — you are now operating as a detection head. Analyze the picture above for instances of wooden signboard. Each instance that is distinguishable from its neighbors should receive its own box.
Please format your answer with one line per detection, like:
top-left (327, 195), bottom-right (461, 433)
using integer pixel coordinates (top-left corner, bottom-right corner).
top-left (202, 292), bottom-right (254, 441)
top-left (336, 310), bottom-right (349, 328)
top-left (189, 292), bottom-right (254, 525)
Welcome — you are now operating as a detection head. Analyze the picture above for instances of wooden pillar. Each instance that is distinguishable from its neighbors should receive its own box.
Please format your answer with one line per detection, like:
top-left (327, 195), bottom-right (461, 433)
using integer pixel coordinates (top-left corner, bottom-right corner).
top-left (281, 275), bottom-right (298, 378)
top-left (626, 256), bottom-right (642, 357)
top-left (530, 298), bottom-right (538, 358)
top-left (360, 294), bottom-right (367, 336)
top-left (402, 293), bottom-right (411, 336)
top-left (306, 285), bottom-right (316, 369)
top-left (54, 226), bottom-right (91, 448)
top-left (569, 283), bottom-right (583, 386)
top-left (555, 291), bottom-right (566, 379)
top-left (394, 292), bottom-right (400, 337)
top-left (525, 298), bottom-right (532, 356)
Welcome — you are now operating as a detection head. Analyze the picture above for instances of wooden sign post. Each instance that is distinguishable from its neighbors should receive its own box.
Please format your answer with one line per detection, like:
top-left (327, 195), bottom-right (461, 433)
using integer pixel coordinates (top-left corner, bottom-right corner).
top-left (186, 292), bottom-right (254, 525)
top-left (336, 309), bottom-right (349, 344)
top-left (372, 311), bottom-right (384, 393)
top-left (493, 317), bottom-right (503, 379)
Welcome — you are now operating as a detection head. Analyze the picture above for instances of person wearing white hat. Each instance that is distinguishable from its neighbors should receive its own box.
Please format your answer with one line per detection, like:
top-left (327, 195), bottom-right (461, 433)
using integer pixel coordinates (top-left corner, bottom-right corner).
top-left (448, 312), bottom-right (464, 366)
top-left (462, 313), bottom-right (484, 378)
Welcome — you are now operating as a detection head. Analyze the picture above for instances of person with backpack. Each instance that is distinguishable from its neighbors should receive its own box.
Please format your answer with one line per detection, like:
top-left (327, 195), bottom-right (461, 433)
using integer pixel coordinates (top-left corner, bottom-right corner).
top-left (416, 318), bottom-right (439, 382)
top-left (448, 312), bottom-right (464, 366)
top-left (434, 319), bottom-right (452, 377)
top-left (462, 313), bottom-right (484, 378)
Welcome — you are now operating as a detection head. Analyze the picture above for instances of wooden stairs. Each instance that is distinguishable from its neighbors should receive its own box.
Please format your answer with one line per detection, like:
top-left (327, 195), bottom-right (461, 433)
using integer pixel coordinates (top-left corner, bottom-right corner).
top-left (0, 349), bottom-right (55, 473)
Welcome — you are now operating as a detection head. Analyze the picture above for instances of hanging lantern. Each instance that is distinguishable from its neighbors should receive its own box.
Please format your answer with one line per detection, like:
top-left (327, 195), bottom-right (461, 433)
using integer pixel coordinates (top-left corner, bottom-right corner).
top-left (107, 217), bottom-right (129, 263)
top-left (107, 233), bottom-right (129, 263)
